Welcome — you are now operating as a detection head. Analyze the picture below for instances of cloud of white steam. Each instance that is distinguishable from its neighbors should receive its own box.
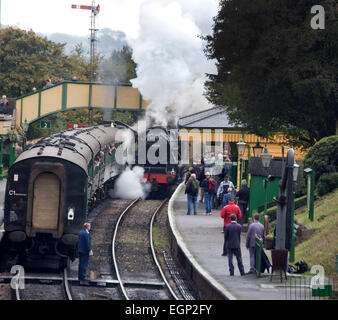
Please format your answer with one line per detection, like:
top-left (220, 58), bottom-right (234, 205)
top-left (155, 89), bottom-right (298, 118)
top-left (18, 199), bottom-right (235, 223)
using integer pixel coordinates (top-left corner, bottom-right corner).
top-left (130, 0), bottom-right (218, 126)
top-left (111, 166), bottom-right (151, 199)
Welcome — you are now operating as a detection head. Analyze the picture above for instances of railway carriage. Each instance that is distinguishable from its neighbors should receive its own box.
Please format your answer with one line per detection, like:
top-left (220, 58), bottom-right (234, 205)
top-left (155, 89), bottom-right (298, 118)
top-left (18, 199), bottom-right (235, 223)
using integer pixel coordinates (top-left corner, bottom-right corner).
top-left (2, 124), bottom-right (123, 269)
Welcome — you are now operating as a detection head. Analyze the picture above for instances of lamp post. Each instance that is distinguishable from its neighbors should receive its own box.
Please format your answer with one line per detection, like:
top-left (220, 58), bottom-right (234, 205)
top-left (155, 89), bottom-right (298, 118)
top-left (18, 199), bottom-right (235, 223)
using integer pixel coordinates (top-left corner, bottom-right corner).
top-left (252, 139), bottom-right (264, 158)
top-left (289, 161), bottom-right (299, 262)
top-left (22, 119), bottom-right (29, 151)
top-left (260, 145), bottom-right (272, 217)
top-left (0, 136), bottom-right (3, 181)
top-left (236, 135), bottom-right (251, 188)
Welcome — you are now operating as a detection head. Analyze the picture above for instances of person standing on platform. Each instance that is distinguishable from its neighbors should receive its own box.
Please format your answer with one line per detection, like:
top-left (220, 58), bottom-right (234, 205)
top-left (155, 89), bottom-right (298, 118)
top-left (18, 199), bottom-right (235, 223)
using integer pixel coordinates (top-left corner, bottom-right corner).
top-left (185, 167), bottom-right (195, 183)
top-left (224, 214), bottom-right (245, 276)
top-left (0, 95), bottom-right (9, 114)
top-left (222, 188), bottom-right (236, 207)
top-left (220, 198), bottom-right (241, 256)
top-left (201, 172), bottom-right (216, 215)
top-left (199, 165), bottom-right (205, 203)
top-left (78, 222), bottom-right (93, 283)
top-left (185, 173), bottom-right (199, 215)
top-left (246, 214), bottom-right (265, 274)
top-left (237, 179), bottom-right (250, 224)
top-left (217, 176), bottom-right (235, 208)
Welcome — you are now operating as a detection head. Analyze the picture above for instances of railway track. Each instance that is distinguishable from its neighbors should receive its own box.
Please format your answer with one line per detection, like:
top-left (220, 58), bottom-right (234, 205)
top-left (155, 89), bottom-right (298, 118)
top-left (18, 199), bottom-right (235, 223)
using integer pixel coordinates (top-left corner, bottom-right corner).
top-left (0, 197), bottom-right (196, 300)
top-left (8, 267), bottom-right (73, 300)
top-left (113, 198), bottom-right (189, 300)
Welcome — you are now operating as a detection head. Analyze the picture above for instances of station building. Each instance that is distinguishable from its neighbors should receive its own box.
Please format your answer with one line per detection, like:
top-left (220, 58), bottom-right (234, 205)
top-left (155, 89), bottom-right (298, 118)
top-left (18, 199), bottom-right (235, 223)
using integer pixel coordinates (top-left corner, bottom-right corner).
top-left (178, 107), bottom-right (306, 217)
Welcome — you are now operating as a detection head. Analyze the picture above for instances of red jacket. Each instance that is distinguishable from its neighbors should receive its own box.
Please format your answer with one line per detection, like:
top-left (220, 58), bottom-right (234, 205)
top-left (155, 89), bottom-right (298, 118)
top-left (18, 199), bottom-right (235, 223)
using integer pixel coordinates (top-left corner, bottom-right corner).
top-left (220, 202), bottom-right (242, 226)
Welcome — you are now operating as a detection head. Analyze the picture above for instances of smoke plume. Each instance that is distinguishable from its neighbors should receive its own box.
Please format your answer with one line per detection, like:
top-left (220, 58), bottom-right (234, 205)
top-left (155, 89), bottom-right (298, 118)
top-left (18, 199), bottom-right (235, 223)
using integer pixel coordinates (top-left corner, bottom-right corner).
top-left (130, 0), bottom-right (218, 126)
top-left (110, 166), bottom-right (151, 199)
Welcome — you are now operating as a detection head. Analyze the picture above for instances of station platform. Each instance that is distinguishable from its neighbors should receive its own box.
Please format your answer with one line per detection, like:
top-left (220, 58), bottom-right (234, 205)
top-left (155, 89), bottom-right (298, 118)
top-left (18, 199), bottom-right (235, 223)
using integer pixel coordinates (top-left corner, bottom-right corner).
top-left (170, 184), bottom-right (292, 300)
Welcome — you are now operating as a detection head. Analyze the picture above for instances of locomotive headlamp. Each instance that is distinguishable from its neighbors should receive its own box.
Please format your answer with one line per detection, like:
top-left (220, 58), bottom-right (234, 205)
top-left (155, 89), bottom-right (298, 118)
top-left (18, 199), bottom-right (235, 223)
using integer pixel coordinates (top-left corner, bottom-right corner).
top-left (68, 208), bottom-right (75, 220)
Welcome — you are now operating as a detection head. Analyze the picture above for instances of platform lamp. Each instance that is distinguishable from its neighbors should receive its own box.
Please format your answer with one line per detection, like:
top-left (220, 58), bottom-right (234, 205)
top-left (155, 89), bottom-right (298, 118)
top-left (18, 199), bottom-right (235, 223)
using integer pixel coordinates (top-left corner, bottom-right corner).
top-left (252, 139), bottom-right (264, 158)
top-left (0, 135), bottom-right (3, 181)
top-left (22, 119), bottom-right (29, 151)
top-left (289, 161), bottom-right (300, 262)
top-left (261, 145), bottom-right (272, 217)
top-left (236, 135), bottom-right (251, 188)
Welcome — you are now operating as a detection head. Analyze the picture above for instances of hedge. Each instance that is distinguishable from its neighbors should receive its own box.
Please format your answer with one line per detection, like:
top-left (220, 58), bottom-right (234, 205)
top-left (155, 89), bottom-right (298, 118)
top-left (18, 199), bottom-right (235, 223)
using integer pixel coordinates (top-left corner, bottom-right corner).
top-left (256, 195), bottom-right (309, 222)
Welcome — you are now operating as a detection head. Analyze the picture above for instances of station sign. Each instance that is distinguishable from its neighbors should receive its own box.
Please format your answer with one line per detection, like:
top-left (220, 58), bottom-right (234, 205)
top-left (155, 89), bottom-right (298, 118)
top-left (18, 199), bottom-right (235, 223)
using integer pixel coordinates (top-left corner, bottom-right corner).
top-left (40, 120), bottom-right (51, 129)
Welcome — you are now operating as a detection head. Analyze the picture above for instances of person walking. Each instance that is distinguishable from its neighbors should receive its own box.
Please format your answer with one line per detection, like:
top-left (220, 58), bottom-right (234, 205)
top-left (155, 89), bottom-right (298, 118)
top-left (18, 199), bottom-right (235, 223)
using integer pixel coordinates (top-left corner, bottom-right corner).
top-left (220, 198), bottom-right (242, 255)
top-left (224, 214), bottom-right (245, 276)
top-left (185, 173), bottom-right (199, 215)
top-left (217, 176), bottom-right (235, 207)
top-left (246, 214), bottom-right (265, 274)
top-left (237, 179), bottom-right (250, 224)
top-left (223, 150), bottom-right (232, 179)
top-left (201, 172), bottom-right (216, 215)
top-left (222, 188), bottom-right (236, 207)
top-left (78, 222), bottom-right (93, 283)
top-left (185, 167), bottom-right (195, 183)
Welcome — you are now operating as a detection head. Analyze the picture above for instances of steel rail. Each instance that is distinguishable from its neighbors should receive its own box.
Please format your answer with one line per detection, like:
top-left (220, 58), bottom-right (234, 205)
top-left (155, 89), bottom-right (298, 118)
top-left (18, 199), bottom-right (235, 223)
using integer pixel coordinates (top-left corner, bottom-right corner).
top-left (149, 199), bottom-right (179, 300)
top-left (111, 198), bottom-right (140, 300)
top-left (63, 268), bottom-right (73, 300)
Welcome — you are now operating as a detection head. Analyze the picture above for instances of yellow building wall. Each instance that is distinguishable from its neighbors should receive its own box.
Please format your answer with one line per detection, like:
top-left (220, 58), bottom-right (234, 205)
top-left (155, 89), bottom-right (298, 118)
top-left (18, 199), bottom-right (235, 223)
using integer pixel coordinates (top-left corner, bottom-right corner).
top-left (179, 129), bottom-right (305, 160)
top-left (0, 120), bottom-right (12, 135)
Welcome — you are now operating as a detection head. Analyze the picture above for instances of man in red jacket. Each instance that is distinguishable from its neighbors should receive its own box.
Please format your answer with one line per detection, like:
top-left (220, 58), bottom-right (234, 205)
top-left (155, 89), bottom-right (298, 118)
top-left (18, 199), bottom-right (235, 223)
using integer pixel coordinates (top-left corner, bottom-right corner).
top-left (220, 198), bottom-right (241, 256)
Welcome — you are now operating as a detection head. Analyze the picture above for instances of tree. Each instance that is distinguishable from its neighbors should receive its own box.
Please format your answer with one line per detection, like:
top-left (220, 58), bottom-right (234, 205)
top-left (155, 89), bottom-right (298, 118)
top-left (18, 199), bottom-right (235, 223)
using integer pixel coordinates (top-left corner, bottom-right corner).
top-left (99, 45), bottom-right (137, 83)
top-left (204, 0), bottom-right (337, 149)
top-left (303, 135), bottom-right (338, 181)
top-left (0, 27), bottom-right (92, 97)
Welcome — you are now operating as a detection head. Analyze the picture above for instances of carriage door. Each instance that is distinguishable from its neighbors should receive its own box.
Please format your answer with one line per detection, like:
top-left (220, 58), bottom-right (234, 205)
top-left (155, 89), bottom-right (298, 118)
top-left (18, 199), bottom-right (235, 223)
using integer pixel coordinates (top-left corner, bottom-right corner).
top-left (32, 173), bottom-right (60, 232)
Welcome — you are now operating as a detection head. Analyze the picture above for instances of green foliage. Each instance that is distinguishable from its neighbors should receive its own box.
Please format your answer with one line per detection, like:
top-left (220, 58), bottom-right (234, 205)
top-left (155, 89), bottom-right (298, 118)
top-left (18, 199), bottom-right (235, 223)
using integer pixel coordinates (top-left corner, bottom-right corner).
top-left (317, 172), bottom-right (338, 196)
top-left (26, 108), bottom-right (139, 141)
top-left (261, 195), bottom-right (309, 222)
top-left (303, 135), bottom-right (338, 181)
top-left (204, 0), bottom-right (337, 149)
top-left (99, 45), bottom-right (137, 83)
top-left (0, 27), bottom-right (92, 98)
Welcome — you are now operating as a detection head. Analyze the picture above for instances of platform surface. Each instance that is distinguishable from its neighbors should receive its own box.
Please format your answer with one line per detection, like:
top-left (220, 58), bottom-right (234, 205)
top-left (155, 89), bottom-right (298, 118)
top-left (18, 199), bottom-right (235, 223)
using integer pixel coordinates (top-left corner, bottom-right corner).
top-left (172, 186), bottom-right (298, 300)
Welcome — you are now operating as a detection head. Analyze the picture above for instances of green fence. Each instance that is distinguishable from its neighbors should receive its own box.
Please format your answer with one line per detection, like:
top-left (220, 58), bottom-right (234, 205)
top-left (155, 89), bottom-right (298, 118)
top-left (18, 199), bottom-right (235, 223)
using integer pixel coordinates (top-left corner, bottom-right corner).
top-left (248, 175), bottom-right (280, 218)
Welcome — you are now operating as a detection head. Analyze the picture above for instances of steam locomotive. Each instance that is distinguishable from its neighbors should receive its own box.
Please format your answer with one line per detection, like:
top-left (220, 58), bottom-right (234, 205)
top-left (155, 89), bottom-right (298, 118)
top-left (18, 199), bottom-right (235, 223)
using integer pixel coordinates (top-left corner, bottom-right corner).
top-left (113, 121), bottom-right (185, 198)
top-left (1, 124), bottom-right (124, 269)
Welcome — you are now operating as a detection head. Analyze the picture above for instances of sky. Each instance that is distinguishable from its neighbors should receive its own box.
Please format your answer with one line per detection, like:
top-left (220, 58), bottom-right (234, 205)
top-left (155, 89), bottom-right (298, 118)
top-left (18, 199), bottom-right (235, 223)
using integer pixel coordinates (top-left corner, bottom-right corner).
top-left (1, 0), bottom-right (145, 39)
top-left (1, 0), bottom-right (220, 123)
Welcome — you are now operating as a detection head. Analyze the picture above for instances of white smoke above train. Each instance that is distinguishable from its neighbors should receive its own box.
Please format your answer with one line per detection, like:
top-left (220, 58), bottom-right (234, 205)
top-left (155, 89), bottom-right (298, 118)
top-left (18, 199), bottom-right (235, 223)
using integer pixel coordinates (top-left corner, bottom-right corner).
top-left (130, 0), bottom-right (218, 125)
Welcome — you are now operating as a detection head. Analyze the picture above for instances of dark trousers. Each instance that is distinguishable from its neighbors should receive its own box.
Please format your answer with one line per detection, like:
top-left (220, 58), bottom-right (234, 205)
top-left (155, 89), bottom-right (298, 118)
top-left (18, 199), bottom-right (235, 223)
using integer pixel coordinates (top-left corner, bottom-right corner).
top-left (238, 201), bottom-right (248, 224)
top-left (227, 248), bottom-right (245, 276)
top-left (78, 252), bottom-right (89, 280)
top-left (223, 226), bottom-right (227, 254)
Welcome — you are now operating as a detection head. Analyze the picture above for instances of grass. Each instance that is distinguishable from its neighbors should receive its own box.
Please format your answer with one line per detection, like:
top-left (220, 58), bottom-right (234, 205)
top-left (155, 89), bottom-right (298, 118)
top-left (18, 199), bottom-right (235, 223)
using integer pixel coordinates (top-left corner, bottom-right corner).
top-left (294, 188), bottom-right (338, 277)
